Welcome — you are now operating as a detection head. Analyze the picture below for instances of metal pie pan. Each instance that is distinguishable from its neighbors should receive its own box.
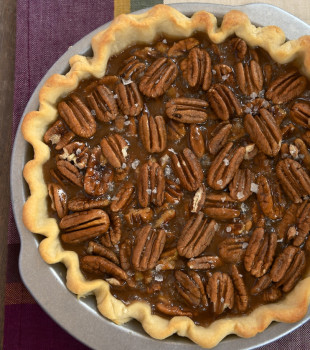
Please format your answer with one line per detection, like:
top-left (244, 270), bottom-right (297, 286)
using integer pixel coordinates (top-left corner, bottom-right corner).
top-left (10, 3), bottom-right (310, 349)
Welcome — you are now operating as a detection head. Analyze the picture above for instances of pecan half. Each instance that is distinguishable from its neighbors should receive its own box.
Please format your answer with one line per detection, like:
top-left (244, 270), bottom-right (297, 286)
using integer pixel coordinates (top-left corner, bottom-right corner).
top-left (124, 208), bottom-right (153, 225)
top-left (207, 84), bottom-right (242, 121)
top-left (229, 169), bottom-right (254, 202)
top-left (132, 225), bottom-right (166, 271)
top-left (60, 209), bottom-right (110, 244)
top-left (244, 228), bottom-right (277, 277)
top-left (180, 47), bottom-right (212, 90)
top-left (251, 274), bottom-right (272, 295)
top-left (207, 142), bottom-right (245, 190)
top-left (166, 97), bottom-right (208, 124)
top-left (100, 133), bottom-right (128, 169)
top-left (165, 179), bottom-right (183, 204)
top-left (86, 83), bottom-right (118, 122)
top-left (47, 183), bottom-right (67, 218)
top-left (206, 272), bottom-right (234, 314)
top-left (56, 160), bottom-right (84, 187)
top-left (175, 270), bottom-right (208, 307)
top-left (256, 175), bottom-right (284, 220)
top-left (276, 158), bottom-right (310, 203)
top-left (262, 287), bottom-right (282, 303)
top-left (277, 202), bottom-right (298, 239)
top-left (190, 185), bottom-right (206, 213)
top-left (87, 241), bottom-right (119, 265)
top-left (167, 120), bottom-right (186, 141)
top-left (58, 94), bottom-right (96, 138)
top-left (203, 192), bottom-right (240, 220)
top-left (231, 265), bottom-right (248, 312)
top-left (235, 60), bottom-right (263, 95)
top-left (270, 246), bottom-right (306, 292)
top-left (156, 302), bottom-right (193, 317)
top-left (213, 64), bottom-right (234, 85)
top-left (187, 255), bottom-right (222, 270)
top-left (218, 237), bottom-right (249, 264)
top-left (80, 255), bottom-right (127, 281)
top-left (58, 141), bottom-right (90, 170)
top-left (170, 148), bottom-right (203, 191)
top-left (302, 130), bottom-right (310, 146)
top-left (68, 197), bottom-right (110, 211)
top-left (244, 108), bottom-right (282, 157)
top-left (100, 213), bottom-right (122, 247)
top-left (290, 102), bottom-right (310, 129)
top-left (138, 114), bottom-right (167, 153)
top-left (231, 38), bottom-right (247, 60)
top-left (139, 57), bottom-right (177, 98)
top-left (177, 212), bottom-right (217, 258)
top-left (84, 146), bottom-right (114, 196)
top-left (110, 182), bottom-right (135, 212)
top-left (137, 160), bottom-right (165, 207)
top-left (189, 124), bottom-right (205, 158)
top-left (154, 209), bottom-right (176, 228)
top-left (43, 120), bottom-right (74, 150)
top-left (294, 138), bottom-right (310, 170)
top-left (266, 69), bottom-right (307, 104)
top-left (119, 56), bottom-right (145, 80)
top-left (207, 122), bottom-right (232, 155)
top-left (167, 37), bottom-right (199, 57)
top-left (116, 81), bottom-right (143, 117)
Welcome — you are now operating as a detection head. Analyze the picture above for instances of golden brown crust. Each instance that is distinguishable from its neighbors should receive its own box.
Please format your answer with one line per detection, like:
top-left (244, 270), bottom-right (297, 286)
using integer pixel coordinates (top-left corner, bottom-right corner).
top-left (22, 4), bottom-right (310, 348)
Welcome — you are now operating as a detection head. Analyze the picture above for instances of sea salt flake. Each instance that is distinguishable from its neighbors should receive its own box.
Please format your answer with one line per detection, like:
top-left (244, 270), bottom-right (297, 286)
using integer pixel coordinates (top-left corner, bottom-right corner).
top-left (214, 223), bottom-right (219, 231)
top-left (91, 109), bottom-right (96, 116)
top-left (124, 120), bottom-right (131, 125)
top-left (121, 163), bottom-right (127, 169)
top-left (244, 107), bottom-right (252, 114)
top-left (223, 158), bottom-right (229, 166)
top-left (250, 183), bottom-right (259, 193)
top-left (146, 189), bottom-right (152, 195)
top-left (250, 92), bottom-right (258, 99)
top-left (220, 297), bottom-right (225, 303)
top-left (222, 74), bottom-right (229, 81)
top-left (164, 165), bottom-right (171, 176)
top-left (113, 94), bottom-right (118, 99)
top-left (216, 179), bottom-right (223, 186)
top-left (152, 188), bottom-right (157, 194)
top-left (121, 146), bottom-right (128, 158)
top-left (226, 226), bottom-right (232, 233)
top-left (154, 274), bottom-right (163, 282)
top-left (277, 238), bottom-right (283, 243)
top-left (242, 242), bottom-right (249, 249)
top-left (241, 203), bottom-right (247, 212)
top-left (111, 196), bottom-right (119, 201)
top-left (107, 182), bottom-right (114, 191)
top-left (155, 264), bottom-right (163, 272)
top-left (122, 78), bottom-right (133, 85)
top-left (131, 159), bottom-right (140, 169)
top-left (221, 197), bottom-right (226, 203)
top-left (168, 148), bottom-right (177, 154)
top-left (237, 191), bottom-right (244, 200)
top-left (212, 69), bottom-right (216, 75)
top-left (175, 178), bottom-right (180, 184)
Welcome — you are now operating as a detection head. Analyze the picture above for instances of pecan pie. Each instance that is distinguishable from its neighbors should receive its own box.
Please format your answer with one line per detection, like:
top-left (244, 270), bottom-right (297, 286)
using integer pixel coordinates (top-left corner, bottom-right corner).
top-left (22, 5), bottom-right (310, 348)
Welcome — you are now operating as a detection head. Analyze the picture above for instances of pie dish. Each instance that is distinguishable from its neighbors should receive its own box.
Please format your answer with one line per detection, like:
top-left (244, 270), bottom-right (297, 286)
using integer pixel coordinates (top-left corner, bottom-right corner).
top-left (21, 4), bottom-right (310, 348)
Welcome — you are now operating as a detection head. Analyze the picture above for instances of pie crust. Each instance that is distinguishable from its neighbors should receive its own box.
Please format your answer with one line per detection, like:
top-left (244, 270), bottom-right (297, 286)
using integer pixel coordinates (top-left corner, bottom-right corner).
top-left (22, 4), bottom-right (310, 348)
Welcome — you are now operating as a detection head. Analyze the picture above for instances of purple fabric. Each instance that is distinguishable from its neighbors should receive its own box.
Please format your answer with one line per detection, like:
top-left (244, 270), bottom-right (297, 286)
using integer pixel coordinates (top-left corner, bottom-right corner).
top-left (4, 0), bottom-right (310, 349)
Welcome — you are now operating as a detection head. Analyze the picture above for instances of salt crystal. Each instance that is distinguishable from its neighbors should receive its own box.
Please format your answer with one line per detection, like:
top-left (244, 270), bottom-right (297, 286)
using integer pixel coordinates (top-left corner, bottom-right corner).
top-left (222, 74), bottom-right (229, 81)
top-left (131, 159), bottom-right (140, 169)
top-left (152, 188), bottom-right (157, 194)
top-left (241, 203), bottom-right (247, 212)
top-left (155, 274), bottom-right (163, 282)
top-left (162, 39), bottom-right (167, 44)
top-left (164, 165), bottom-right (171, 176)
top-left (134, 103), bottom-right (139, 107)
top-left (262, 100), bottom-right (269, 108)
top-left (242, 242), bottom-right (248, 249)
top-left (244, 107), bottom-right (252, 114)
top-left (111, 196), bottom-right (119, 201)
top-left (76, 148), bottom-right (81, 155)
top-left (221, 197), bottom-right (226, 203)
top-left (277, 238), bottom-right (283, 242)
top-left (177, 161), bottom-right (181, 168)
top-left (214, 223), bottom-right (219, 231)
top-left (175, 178), bottom-right (180, 184)
top-left (146, 189), bottom-right (152, 195)
top-left (124, 115), bottom-right (128, 120)
top-left (250, 183), bottom-right (259, 193)
top-left (113, 94), bottom-right (118, 99)
top-left (155, 264), bottom-right (163, 272)
top-left (258, 90), bottom-right (265, 98)
top-left (122, 78), bottom-right (133, 85)
top-left (121, 163), bottom-right (127, 169)
top-left (237, 191), bottom-right (244, 200)
top-left (226, 226), bottom-right (232, 233)
top-left (216, 179), bottom-right (223, 186)
top-left (223, 158), bottom-right (229, 166)
top-left (124, 120), bottom-right (131, 125)
top-left (212, 69), bottom-right (216, 75)
top-left (220, 297), bottom-right (224, 303)
top-left (168, 148), bottom-right (177, 154)
top-left (121, 146), bottom-right (128, 158)
top-left (250, 92), bottom-right (258, 99)
top-left (107, 182), bottom-right (114, 191)
top-left (91, 109), bottom-right (96, 116)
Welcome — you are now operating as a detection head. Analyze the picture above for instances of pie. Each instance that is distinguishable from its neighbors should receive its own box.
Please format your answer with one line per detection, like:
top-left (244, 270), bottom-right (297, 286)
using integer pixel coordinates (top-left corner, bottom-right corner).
top-left (22, 4), bottom-right (310, 348)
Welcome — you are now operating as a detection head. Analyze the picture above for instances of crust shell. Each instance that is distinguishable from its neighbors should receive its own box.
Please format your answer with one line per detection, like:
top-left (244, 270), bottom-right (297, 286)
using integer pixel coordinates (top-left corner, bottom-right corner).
top-left (22, 5), bottom-right (310, 348)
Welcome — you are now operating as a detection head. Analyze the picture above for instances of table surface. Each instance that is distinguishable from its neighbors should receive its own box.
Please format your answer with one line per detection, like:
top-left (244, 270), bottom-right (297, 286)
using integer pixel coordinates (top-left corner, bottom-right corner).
top-left (0, 0), bottom-right (16, 348)
top-left (0, 1), bottom-right (310, 349)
